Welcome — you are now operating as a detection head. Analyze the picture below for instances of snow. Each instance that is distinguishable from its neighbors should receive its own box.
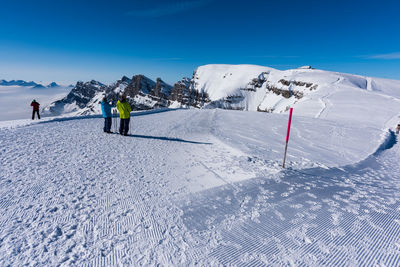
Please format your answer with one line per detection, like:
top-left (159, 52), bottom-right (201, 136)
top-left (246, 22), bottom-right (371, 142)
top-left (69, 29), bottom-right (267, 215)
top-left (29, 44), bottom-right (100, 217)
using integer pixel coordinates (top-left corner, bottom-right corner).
top-left (134, 94), bottom-right (158, 108)
top-left (113, 83), bottom-right (127, 94)
top-left (1, 108), bottom-right (400, 265)
top-left (193, 64), bottom-right (274, 100)
top-left (193, 65), bottom-right (400, 128)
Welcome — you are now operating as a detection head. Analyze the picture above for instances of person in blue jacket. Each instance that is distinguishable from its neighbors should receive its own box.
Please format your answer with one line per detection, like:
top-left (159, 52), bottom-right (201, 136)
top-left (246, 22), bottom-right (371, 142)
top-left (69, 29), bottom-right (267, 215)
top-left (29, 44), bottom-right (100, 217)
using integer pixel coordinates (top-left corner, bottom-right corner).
top-left (100, 97), bottom-right (115, 133)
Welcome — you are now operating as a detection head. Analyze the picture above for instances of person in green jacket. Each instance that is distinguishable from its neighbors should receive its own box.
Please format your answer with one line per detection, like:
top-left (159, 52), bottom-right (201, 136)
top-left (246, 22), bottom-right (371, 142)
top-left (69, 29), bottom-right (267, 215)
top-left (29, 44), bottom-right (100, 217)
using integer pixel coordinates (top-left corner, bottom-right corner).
top-left (116, 94), bottom-right (132, 136)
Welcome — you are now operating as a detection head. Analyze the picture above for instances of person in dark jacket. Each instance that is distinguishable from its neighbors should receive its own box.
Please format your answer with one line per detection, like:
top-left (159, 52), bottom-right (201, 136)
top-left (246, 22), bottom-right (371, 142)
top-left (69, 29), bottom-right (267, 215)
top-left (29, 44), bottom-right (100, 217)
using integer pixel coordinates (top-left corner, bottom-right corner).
top-left (100, 97), bottom-right (115, 133)
top-left (31, 99), bottom-right (40, 120)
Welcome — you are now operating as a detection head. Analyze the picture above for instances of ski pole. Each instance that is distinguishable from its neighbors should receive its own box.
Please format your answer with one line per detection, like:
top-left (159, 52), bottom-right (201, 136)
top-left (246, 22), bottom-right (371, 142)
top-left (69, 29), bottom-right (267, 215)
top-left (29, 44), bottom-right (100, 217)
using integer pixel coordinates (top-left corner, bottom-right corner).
top-left (129, 116), bottom-right (131, 135)
top-left (129, 105), bottom-right (132, 135)
top-left (113, 109), bottom-right (117, 133)
top-left (115, 110), bottom-right (118, 133)
top-left (112, 109), bottom-right (115, 132)
top-left (282, 108), bottom-right (293, 168)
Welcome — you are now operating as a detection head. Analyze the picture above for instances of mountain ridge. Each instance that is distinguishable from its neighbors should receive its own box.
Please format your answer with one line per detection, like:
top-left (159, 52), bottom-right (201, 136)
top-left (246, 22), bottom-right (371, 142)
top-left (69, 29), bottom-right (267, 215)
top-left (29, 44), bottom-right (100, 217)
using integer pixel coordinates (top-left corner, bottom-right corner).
top-left (42, 64), bottom-right (400, 127)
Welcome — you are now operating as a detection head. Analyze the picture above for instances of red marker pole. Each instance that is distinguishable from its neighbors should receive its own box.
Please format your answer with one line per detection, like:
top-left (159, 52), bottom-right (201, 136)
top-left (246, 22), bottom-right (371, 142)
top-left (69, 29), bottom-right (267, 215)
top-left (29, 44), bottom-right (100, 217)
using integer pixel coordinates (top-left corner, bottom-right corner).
top-left (282, 108), bottom-right (293, 168)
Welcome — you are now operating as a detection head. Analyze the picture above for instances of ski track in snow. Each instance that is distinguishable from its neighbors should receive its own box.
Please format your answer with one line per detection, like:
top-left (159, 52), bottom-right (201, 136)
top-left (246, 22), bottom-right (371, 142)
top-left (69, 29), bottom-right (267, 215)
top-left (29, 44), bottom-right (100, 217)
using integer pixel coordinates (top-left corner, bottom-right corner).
top-left (0, 109), bottom-right (400, 265)
top-left (314, 77), bottom-right (344, 119)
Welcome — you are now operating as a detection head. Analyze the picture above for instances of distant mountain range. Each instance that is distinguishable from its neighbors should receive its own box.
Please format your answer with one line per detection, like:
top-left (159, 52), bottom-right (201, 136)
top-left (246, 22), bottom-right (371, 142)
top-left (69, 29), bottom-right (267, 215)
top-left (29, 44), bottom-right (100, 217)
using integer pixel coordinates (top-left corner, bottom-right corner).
top-left (0, 79), bottom-right (72, 88)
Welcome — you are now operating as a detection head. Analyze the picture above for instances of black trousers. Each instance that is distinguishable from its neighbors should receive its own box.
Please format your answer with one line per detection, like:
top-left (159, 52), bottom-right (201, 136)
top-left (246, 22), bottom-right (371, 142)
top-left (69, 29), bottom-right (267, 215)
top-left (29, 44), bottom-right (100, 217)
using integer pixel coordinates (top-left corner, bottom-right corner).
top-left (119, 118), bottom-right (130, 135)
top-left (104, 117), bottom-right (112, 132)
top-left (32, 110), bottom-right (40, 120)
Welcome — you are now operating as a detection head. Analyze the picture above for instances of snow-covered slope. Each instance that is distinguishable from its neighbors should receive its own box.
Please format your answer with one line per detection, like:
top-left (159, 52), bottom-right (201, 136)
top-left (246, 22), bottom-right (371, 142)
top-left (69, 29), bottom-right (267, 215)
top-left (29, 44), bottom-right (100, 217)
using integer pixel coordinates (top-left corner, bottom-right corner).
top-left (191, 64), bottom-right (274, 100)
top-left (1, 109), bottom-right (400, 265)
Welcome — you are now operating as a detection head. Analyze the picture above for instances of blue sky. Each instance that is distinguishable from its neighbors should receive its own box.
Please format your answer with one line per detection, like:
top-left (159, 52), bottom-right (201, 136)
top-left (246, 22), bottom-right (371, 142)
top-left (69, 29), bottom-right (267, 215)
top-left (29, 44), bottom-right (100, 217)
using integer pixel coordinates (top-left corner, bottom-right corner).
top-left (0, 0), bottom-right (399, 85)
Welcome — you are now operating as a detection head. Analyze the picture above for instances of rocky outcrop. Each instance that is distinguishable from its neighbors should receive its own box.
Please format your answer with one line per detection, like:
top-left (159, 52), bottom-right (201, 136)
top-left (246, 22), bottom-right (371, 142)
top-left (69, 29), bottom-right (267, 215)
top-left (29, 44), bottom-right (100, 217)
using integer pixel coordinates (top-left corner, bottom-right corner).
top-left (66, 80), bottom-right (105, 106)
top-left (124, 75), bottom-right (154, 97)
top-left (112, 75), bottom-right (172, 110)
top-left (265, 83), bottom-right (303, 99)
top-left (278, 79), bottom-right (317, 90)
top-left (44, 80), bottom-right (105, 115)
top-left (169, 78), bottom-right (191, 104)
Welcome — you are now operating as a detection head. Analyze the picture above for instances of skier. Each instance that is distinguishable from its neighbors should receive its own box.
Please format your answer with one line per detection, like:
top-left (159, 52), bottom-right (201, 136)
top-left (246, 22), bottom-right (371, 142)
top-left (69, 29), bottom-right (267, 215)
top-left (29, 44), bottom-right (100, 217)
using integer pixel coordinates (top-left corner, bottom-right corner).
top-left (100, 97), bottom-right (115, 133)
top-left (116, 94), bottom-right (131, 136)
top-left (30, 99), bottom-right (40, 120)
top-left (396, 123), bottom-right (400, 134)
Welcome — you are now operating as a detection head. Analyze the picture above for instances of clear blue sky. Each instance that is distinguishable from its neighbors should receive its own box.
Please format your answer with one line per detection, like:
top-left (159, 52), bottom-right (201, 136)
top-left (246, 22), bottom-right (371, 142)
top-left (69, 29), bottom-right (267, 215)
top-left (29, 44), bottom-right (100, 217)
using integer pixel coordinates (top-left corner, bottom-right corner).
top-left (1, 0), bottom-right (399, 85)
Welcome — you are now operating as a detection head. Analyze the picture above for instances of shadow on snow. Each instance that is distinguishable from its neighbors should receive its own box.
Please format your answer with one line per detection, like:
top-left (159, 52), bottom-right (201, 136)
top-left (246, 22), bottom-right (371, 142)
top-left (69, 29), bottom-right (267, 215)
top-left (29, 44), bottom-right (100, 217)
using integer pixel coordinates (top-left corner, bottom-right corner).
top-left (128, 134), bottom-right (212, 145)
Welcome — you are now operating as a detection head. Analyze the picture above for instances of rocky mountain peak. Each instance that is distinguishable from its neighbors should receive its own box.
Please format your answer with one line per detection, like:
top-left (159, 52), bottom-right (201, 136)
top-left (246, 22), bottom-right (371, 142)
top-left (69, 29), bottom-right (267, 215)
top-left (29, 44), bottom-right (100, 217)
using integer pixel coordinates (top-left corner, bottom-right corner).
top-left (120, 76), bottom-right (131, 83)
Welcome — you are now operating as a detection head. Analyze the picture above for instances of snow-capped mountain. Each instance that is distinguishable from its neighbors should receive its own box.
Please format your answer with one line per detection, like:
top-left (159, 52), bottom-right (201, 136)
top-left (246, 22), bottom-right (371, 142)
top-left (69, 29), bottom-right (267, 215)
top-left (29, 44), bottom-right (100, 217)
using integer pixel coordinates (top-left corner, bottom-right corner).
top-left (42, 64), bottom-right (400, 127)
top-left (43, 80), bottom-right (105, 116)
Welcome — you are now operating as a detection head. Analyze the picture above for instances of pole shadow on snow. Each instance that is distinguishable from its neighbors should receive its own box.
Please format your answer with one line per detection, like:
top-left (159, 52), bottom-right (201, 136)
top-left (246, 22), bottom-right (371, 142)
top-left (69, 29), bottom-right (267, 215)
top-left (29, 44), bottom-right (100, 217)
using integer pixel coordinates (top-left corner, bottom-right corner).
top-left (128, 134), bottom-right (212, 145)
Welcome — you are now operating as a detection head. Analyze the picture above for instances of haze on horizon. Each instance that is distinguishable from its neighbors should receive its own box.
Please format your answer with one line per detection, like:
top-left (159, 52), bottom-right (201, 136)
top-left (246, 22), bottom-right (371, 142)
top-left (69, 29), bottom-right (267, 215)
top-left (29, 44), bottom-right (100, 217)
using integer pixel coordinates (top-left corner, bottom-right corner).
top-left (1, 0), bottom-right (399, 85)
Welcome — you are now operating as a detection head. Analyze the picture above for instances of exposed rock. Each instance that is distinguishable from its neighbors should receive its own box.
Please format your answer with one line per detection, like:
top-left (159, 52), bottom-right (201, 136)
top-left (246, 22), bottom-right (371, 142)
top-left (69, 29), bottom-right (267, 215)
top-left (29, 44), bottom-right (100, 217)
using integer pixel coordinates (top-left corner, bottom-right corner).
top-left (169, 78), bottom-right (191, 104)
top-left (278, 79), bottom-right (315, 89)
top-left (266, 82), bottom-right (304, 99)
top-left (44, 80), bottom-right (105, 115)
